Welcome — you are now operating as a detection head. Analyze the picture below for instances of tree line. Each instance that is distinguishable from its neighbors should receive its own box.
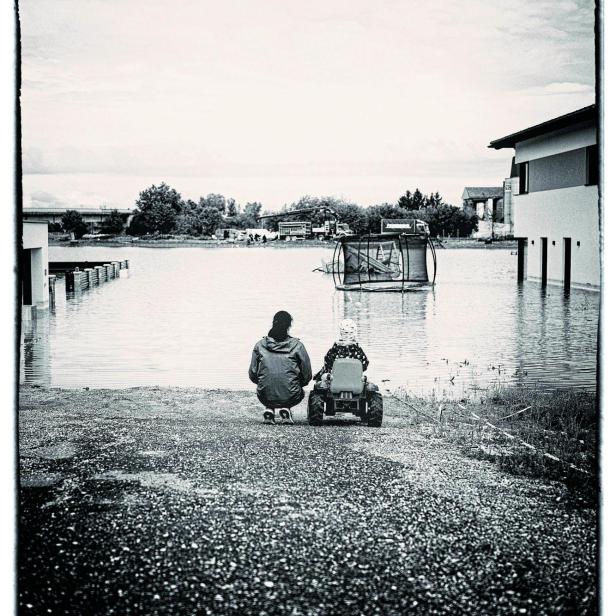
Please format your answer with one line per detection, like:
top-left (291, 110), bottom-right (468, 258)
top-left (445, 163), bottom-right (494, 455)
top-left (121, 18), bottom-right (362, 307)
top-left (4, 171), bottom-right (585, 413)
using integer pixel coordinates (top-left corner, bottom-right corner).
top-left (57, 183), bottom-right (479, 239)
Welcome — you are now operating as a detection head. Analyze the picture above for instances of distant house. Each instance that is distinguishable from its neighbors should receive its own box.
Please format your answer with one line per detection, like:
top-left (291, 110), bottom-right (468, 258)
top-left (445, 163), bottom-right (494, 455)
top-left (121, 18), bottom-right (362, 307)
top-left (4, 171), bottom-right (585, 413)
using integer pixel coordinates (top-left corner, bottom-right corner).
top-left (489, 105), bottom-right (598, 289)
top-left (462, 186), bottom-right (504, 218)
top-left (461, 186), bottom-right (508, 238)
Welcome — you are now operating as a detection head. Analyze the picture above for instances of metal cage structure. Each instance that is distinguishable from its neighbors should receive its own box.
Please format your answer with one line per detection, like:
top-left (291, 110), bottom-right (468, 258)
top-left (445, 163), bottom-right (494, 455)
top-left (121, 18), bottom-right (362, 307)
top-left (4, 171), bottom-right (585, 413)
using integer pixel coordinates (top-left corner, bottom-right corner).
top-left (332, 233), bottom-right (437, 291)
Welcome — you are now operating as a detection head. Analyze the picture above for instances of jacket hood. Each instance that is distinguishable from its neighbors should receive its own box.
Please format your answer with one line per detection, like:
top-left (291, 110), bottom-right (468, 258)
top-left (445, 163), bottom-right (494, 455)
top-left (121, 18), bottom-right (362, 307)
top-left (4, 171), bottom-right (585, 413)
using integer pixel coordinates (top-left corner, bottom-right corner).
top-left (262, 335), bottom-right (300, 353)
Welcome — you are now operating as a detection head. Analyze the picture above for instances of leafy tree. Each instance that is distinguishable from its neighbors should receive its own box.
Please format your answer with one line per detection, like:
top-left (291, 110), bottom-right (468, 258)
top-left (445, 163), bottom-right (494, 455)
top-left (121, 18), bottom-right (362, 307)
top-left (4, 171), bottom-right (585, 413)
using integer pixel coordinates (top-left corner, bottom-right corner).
top-left (235, 202), bottom-right (263, 229)
top-left (129, 183), bottom-right (184, 234)
top-left (61, 210), bottom-right (88, 239)
top-left (135, 183), bottom-right (183, 214)
top-left (415, 205), bottom-right (478, 237)
top-left (199, 194), bottom-right (227, 213)
top-left (425, 192), bottom-right (444, 208)
top-left (201, 207), bottom-right (225, 235)
top-left (330, 201), bottom-right (368, 234)
top-left (126, 213), bottom-right (150, 236)
top-left (226, 199), bottom-right (239, 218)
top-left (101, 209), bottom-right (126, 234)
top-left (243, 202), bottom-right (262, 220)
top-left (398, 188), bottom-right (426, 211)
top-left (175, 200), bottom-right (224, 236)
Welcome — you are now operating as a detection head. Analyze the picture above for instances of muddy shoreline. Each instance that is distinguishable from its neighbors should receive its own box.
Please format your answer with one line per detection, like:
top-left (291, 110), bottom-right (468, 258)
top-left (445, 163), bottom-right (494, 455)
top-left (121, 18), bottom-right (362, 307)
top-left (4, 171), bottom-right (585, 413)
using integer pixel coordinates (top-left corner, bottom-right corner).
top-left (49, 236), bottom-right (518, 250)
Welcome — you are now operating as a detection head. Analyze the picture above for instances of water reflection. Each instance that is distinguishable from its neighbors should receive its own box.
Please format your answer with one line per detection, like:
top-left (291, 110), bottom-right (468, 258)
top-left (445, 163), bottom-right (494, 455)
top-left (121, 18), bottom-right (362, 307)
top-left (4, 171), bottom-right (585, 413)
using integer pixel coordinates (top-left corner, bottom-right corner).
top-left (19, 245), bottom-right (599, 395)
top-left (20, 314), bottom-right (51, 387)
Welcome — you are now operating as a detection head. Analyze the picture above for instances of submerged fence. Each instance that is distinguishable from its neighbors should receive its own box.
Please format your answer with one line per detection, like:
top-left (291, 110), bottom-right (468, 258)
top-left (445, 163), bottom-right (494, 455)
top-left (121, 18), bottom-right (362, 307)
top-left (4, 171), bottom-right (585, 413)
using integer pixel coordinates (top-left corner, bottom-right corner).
top-left (64, 259), bottom-right (129, 294)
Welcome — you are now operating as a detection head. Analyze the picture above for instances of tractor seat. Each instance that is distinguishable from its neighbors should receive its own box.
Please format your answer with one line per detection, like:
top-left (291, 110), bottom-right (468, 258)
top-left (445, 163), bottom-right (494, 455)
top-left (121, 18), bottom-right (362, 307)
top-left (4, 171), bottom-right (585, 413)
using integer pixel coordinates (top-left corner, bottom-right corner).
top-left (330, 358), bottom-right (364, 394)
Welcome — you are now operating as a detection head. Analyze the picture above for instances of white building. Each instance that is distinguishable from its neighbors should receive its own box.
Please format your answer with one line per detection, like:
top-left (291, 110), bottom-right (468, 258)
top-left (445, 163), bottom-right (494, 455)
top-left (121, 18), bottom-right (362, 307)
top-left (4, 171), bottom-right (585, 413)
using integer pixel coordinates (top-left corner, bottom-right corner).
top-left (489, 105), bottom-right (599, 289)
top-left (22, 221), bottom-right (50, 312)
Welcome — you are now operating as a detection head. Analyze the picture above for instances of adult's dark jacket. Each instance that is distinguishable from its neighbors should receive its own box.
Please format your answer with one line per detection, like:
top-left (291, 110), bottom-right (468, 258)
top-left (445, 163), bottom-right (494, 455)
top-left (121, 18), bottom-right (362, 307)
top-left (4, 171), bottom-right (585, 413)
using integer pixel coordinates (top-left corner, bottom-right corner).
top-left (249, 336), bottom-right (312, 407)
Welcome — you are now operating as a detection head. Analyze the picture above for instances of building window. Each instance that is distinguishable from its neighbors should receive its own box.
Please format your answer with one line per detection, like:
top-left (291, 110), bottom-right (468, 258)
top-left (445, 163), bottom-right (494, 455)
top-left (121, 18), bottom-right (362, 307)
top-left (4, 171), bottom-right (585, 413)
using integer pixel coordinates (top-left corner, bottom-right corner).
top-left (586, 144), bottom-right (598, 185)
top-left (519, 161), bottom-right (529, 194)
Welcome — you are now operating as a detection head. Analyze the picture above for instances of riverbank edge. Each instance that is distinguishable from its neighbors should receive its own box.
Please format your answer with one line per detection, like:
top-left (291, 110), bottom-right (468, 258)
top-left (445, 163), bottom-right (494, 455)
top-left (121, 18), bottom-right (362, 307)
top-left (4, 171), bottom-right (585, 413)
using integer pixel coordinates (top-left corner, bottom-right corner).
top-left (49, 236), bottom-right (518, 250)
top-left (18, 384), bottom-right (597, 507)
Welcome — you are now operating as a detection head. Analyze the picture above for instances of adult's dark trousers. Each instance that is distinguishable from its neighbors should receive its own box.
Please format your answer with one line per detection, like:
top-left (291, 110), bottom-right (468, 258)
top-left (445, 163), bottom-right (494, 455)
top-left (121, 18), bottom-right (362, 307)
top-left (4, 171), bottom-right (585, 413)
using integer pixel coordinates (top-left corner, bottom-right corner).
top-left (257, 389), bottom-right (305, 410)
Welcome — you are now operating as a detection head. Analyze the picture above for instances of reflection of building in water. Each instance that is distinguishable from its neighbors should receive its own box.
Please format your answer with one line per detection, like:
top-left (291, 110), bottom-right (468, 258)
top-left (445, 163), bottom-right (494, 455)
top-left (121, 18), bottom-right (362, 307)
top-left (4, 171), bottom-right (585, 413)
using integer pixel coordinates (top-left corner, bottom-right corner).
top-left (20, 314), bottom-right (51, 386)
top-left (512, 286), bottom-right (596, 391)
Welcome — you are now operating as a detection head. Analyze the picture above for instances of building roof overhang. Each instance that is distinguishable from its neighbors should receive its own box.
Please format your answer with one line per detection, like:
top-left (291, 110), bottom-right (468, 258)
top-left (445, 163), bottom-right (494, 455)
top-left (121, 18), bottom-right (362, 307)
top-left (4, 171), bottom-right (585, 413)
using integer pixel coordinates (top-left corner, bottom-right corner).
top-left (488, 104), bottom-right (596, 150)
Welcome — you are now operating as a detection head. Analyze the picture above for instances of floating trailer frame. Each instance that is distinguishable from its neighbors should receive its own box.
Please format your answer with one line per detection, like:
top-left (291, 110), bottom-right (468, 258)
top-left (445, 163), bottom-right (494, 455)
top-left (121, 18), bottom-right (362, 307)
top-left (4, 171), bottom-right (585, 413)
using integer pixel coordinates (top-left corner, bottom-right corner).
top-left (332, 233), bottom-right (437, 292)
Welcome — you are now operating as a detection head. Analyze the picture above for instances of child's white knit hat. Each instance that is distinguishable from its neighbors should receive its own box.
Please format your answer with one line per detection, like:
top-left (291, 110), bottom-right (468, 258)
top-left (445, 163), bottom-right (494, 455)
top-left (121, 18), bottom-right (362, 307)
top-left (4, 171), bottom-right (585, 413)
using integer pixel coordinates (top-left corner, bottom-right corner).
top-left (338, 319), bottom-right (358, 343)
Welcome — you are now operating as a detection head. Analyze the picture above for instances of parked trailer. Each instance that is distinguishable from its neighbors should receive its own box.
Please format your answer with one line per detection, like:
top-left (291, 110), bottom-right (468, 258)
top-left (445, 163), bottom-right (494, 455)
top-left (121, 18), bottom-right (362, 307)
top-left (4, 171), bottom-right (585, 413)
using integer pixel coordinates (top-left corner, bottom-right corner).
top-left (278, 221), bottom-right (312, 239)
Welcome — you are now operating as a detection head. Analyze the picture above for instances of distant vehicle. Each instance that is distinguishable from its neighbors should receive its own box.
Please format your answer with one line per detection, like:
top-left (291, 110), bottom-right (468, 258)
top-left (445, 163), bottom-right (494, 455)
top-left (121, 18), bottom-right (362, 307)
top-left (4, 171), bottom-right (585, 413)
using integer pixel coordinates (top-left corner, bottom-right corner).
top-left (260, 207), bottom-right (354, 240)
top-left (278, 221), bottom-right (312, 240)
top-left (312, 220), bottom-right (353, 239)
top-left (380, 218), bottom-right (430, 236)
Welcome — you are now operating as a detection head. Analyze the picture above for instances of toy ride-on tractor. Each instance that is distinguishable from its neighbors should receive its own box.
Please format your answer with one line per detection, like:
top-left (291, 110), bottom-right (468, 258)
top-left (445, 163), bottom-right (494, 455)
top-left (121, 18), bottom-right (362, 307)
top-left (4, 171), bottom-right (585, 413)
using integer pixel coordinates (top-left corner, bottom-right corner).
top-left (307, 358), bottom-right (383, 427)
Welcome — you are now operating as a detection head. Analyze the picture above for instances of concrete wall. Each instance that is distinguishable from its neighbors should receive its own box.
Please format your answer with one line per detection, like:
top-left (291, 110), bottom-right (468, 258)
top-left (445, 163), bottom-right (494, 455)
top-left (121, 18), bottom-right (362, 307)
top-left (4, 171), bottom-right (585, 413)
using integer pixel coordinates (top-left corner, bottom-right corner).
top-left (22, 221), bottom-right (49, 307)
top-left (514, 185), bottom-right (599, 288)
top-left (504, 177), bottom-right (519, 226)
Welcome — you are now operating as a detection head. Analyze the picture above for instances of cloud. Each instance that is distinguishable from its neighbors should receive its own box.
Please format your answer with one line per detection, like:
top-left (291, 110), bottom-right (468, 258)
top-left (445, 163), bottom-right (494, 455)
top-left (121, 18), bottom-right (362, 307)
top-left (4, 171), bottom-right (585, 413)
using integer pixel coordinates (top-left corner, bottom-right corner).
top-left (28, 190), bottom-right (65, 207)
top-left (22, 148), bottom-right (49, 174)
top-left (18, 0), bottom-right (596, 204)
top-left (520, 82), bottom-right (595, 96)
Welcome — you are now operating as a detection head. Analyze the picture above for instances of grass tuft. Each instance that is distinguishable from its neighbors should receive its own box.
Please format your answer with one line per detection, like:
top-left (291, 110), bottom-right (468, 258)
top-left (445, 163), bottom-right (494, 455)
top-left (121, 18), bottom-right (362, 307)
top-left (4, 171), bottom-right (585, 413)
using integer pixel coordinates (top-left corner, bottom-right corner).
top-left (390, 385), bottom-right (598, 507)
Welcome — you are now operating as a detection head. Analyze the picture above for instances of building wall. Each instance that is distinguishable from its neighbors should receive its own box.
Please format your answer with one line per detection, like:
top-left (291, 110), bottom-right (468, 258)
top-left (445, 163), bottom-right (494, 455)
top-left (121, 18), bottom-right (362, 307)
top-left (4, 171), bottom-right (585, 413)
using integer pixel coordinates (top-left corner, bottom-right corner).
top-left (528, 147), bottom-right (587, 192)
top-left (515, 122), bottom-right (595, 162)
top-left (514, 185), bottom-right (599, 288)
top-left (504, 177), bottom-right (519, 226)
top-left (511, 121), bottom-right (598, 289)
top-left (22, 221), bottom-right (50, 307)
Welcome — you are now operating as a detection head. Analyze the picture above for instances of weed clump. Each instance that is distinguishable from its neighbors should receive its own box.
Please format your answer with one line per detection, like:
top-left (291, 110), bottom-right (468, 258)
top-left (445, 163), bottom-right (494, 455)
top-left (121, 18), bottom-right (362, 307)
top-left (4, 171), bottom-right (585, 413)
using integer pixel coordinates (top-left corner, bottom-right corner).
top-left (389, 385), bottom-right (598, 507)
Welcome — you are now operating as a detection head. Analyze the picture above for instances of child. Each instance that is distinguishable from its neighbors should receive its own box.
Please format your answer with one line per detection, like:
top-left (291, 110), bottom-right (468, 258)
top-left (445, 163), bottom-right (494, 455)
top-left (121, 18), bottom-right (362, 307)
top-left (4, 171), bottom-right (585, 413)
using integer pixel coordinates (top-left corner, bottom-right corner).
top-left (314, 319), bottom-right (368, 382)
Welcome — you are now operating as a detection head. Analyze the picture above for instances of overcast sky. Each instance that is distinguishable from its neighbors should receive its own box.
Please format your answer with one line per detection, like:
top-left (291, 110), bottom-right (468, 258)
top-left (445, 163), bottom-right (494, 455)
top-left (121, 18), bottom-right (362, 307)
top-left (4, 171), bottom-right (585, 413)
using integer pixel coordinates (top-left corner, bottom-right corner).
top-left (20, 0), bottom-right (596, 210)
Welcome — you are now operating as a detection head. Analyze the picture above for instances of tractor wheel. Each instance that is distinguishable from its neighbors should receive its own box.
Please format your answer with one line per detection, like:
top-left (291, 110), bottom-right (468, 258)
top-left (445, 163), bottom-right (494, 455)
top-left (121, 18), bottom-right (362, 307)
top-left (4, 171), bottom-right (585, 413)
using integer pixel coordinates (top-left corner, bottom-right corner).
top-left (308, 391), bottom-right (325, 426)
top-left (366, 392), bottom-right (383, 427)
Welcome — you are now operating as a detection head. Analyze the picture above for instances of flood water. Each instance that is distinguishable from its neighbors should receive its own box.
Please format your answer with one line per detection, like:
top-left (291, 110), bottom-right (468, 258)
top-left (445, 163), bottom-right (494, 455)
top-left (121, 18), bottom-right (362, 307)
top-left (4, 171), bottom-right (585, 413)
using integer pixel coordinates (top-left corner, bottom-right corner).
top-left (21, 245), bottom-right (599, 397)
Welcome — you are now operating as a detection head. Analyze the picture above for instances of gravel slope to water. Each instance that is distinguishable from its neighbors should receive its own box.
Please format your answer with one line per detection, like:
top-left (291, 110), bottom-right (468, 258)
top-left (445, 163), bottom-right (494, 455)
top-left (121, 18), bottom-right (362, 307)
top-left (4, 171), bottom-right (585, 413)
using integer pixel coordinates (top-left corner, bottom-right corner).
top-left (18, 386), bottom-right (597, 615)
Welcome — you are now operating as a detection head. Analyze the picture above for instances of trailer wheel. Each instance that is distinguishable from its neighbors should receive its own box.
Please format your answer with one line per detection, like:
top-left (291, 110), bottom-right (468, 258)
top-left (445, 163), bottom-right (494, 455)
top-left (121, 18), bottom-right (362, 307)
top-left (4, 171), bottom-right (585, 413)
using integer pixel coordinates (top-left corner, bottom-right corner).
top-left (308, 391), bottom-right (325, 426)
top-left (366, 392), bottom-right (383, 427)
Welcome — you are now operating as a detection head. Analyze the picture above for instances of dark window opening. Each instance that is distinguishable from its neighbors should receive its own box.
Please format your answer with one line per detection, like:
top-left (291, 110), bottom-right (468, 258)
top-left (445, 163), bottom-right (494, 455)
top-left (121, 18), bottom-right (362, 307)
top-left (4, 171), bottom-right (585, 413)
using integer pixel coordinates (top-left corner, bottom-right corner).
top-left (519, 161), bottom-right (529, 194)
top-left (586, 144), bottom-right (598, 186)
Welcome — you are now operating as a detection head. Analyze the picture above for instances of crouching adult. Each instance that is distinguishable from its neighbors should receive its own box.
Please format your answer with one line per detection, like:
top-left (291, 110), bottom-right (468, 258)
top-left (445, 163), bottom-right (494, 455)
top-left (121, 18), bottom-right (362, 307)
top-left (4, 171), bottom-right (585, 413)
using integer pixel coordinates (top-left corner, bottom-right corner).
top-left (249, 310), bottom-right (312, 424)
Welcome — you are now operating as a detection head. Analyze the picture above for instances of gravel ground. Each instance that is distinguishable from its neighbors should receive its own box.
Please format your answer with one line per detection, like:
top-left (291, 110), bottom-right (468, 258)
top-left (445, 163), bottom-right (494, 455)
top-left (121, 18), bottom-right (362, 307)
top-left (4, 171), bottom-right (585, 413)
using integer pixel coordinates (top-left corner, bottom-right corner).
top-left (18, 386), bottom-right (597, 615)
